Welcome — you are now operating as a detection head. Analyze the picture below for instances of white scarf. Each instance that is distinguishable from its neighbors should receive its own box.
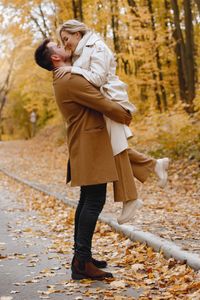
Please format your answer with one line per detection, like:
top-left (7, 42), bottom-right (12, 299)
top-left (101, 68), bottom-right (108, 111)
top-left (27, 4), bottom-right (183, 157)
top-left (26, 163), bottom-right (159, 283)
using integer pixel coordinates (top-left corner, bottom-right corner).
top-left (73, 31), bottom-right (94, 56)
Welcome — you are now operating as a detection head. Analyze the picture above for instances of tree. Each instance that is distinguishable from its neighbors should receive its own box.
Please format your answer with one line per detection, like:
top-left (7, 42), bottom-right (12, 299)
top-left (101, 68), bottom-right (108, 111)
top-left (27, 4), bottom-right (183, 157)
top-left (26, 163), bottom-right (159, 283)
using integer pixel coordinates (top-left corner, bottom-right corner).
top-left (0, 60), bottom-right (14, 140)
top-left (171, 0), bottom-right (196, 112)
top-left (147, 0), bottom-right (167, 111)
top-left (72, 0), bottom-right (84, 21)
top-left (0, 0), bottom-right (199, 140)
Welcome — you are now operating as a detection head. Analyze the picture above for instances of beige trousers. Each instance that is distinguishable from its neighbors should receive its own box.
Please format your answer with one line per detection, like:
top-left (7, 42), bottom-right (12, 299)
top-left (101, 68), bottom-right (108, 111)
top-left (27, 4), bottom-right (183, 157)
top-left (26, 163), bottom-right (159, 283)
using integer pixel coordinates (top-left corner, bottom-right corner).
top-left (113, 148), bottom-right (156, 202)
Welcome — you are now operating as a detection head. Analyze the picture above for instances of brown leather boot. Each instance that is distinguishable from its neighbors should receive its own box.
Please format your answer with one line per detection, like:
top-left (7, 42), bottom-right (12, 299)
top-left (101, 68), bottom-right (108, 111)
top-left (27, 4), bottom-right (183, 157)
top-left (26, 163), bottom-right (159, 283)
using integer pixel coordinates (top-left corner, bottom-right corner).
top-left (71, 257), bottom-right (113, 280)
top-left (91, 257), bottom-right (107, 268)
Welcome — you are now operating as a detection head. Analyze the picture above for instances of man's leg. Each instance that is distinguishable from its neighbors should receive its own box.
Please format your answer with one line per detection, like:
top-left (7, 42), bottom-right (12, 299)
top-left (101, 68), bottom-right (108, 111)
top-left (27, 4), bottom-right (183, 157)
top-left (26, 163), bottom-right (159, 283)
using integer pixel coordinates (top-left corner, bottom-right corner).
top-left (72, 183), bottom-right (113, 280)
top-left (73, 187), bottom-right (107, 268)
top-left (74, 187), bottom-right (86, 250)
top-left (75, 183), bottom-right (107, 261)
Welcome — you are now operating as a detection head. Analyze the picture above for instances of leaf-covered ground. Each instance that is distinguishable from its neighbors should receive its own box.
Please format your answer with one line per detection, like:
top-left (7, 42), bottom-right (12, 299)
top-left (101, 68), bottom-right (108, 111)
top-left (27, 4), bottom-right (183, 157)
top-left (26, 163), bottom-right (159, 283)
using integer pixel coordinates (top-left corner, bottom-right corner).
top-left (0, 127), bottom-right (199, 255)
top-left (0, 173), bottom-right (200, 299)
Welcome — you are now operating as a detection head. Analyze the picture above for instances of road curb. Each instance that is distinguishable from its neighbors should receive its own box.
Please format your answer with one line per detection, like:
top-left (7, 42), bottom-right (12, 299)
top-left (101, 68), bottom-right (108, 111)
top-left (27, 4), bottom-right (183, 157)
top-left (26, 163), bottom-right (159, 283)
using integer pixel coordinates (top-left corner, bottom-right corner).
top-left (1, 167), bottom-right (200, 271)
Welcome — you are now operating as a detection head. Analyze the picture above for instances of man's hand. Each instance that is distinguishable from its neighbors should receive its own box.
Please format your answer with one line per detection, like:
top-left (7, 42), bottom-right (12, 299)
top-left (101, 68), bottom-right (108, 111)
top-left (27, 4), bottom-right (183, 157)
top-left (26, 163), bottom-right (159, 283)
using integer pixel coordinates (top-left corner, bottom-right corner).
top-left (123, 109), bottom-right (132, 126)
top-left (54, 66), bottom-right (72, 79)
top-left (59, 75), bottom-right (133, 126)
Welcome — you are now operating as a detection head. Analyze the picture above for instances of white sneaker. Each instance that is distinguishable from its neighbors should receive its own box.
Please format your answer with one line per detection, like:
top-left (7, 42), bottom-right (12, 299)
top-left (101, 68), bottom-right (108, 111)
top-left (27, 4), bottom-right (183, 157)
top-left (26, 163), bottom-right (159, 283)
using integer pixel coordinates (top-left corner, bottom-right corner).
top-left (117, 199), bottom-right (143, 225)
top-left (155, 158), bottom-right (170, 188)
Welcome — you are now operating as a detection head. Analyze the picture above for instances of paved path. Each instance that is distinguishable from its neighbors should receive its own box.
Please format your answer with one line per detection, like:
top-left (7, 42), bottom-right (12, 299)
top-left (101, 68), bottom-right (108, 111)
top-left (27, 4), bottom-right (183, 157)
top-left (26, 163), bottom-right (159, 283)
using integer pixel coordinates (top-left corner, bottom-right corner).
top-left (0, 140), bottom-right (199, 256)
top-left (1, 166), bottom-right (200, 271)
top-left (0, 173), bottom-right (141, 300)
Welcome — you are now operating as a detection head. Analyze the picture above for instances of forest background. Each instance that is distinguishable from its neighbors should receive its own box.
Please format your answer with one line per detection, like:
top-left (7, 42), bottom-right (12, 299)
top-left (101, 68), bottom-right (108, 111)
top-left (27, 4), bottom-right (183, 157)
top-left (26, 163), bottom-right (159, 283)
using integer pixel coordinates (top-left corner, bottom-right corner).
top-left (0, 0), bottom-right (199, 162)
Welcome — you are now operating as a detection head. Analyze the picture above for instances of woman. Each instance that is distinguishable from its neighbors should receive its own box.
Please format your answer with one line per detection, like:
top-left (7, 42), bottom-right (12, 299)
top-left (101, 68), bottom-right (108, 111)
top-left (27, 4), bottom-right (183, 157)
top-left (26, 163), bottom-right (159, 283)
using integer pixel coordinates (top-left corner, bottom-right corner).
top-left (56, 19), bottom-right (169, 224)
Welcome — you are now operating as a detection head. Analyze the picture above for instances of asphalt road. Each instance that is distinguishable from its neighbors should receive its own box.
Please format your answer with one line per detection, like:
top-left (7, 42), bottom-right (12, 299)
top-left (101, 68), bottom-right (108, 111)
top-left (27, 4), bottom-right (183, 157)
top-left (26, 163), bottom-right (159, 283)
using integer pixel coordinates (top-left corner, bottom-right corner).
top-left (0, 173), bottom-right (141, 300)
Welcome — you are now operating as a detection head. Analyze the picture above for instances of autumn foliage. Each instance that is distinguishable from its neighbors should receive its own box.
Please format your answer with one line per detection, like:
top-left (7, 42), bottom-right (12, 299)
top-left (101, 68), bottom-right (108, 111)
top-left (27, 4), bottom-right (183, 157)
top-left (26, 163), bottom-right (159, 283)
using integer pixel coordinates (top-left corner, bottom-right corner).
top-left (0, 0), bottom-right (199, 160)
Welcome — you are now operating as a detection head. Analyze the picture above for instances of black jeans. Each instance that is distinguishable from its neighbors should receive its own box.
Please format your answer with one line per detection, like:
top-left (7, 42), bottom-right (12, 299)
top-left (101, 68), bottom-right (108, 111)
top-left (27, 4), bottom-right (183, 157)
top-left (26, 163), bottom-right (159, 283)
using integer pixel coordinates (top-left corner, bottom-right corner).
top-left (74, 183), bottom-right (107, 262)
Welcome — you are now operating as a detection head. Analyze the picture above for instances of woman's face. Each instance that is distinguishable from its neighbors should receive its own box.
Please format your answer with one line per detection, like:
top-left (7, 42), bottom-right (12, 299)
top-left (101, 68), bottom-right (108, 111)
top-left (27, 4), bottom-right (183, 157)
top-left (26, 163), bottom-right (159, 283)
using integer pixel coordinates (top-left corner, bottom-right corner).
top-left (61, 31), bottom-right (82, 53)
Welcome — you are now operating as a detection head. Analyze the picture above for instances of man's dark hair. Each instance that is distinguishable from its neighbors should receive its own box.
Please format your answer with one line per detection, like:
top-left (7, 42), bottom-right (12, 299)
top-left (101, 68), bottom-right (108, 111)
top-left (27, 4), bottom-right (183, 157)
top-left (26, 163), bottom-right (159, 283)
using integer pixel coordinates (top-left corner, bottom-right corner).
top-left (34, 38), bottom-right (54, 71)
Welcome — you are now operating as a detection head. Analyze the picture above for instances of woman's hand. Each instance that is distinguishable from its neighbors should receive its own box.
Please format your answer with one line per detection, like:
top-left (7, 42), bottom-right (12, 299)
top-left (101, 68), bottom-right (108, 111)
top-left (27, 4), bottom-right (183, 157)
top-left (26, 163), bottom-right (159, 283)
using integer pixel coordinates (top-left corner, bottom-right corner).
top-left (54, 66), bottom-right (72, 78)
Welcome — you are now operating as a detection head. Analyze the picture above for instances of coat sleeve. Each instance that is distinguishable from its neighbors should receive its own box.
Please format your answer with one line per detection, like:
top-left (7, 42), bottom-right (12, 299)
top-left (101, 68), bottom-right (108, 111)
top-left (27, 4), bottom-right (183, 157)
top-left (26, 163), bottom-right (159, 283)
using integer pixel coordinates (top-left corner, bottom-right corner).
top-left (65, 75), bottom-right (132, 125)
top-left (71, 43), bottom-right (110, 87)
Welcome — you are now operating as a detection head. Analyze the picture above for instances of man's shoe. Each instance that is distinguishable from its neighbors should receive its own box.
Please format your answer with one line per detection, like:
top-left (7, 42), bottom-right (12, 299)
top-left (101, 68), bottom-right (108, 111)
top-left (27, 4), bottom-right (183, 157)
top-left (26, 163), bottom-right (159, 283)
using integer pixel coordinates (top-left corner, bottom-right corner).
top-left (71, 256), bottom-right (107, 269)
top-left (155, 158), bottom-right (170, 188)
top-left (117, 199), bottom-right (143, 225)
top-left (91, 257), bottom-right (107, 269)
top-left (71, 257), bottom-right (113, 280)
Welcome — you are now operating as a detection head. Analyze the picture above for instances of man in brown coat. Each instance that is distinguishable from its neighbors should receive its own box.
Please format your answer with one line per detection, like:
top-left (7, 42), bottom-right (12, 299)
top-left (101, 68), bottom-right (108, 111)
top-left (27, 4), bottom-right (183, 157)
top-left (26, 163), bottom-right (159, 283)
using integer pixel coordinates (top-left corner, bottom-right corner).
top-left (34, 39), bottom-right (132, 280)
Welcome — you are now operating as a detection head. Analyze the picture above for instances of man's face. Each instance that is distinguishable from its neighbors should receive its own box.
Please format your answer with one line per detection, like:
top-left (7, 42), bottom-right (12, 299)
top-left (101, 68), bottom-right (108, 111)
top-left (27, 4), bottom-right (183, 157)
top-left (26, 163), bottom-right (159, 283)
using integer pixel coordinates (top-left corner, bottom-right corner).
top-left (47, 42), bottom-right (72, 62)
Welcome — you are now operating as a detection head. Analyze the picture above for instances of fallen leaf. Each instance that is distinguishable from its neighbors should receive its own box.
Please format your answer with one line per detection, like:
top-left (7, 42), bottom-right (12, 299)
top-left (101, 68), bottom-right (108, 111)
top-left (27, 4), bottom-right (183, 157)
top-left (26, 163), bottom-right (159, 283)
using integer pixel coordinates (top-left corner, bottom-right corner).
top-left (131, 263), bottom-right (144, 272)
top-left (110, 280), bottom-right (126, 289)
top-left (10, 291), bottom-right (20, 294)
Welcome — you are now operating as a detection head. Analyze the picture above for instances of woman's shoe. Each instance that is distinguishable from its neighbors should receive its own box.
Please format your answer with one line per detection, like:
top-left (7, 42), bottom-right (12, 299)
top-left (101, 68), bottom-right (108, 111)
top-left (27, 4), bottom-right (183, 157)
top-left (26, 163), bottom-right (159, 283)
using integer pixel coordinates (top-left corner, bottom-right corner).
top-left (155, 158), bottom-right (170, 188)
top-left (117, 199), bottom-right (143, 225)
top-left (71, 257), bottom-right (113, 280)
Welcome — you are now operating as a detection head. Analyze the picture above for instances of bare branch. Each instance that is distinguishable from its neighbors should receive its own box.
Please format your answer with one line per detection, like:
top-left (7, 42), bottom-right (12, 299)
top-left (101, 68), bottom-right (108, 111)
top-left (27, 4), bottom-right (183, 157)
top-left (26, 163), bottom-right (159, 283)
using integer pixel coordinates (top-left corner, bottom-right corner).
top-left (30, 14), bottom-right (48, 38)
top-left (38, 4), bottom-right (52, 37)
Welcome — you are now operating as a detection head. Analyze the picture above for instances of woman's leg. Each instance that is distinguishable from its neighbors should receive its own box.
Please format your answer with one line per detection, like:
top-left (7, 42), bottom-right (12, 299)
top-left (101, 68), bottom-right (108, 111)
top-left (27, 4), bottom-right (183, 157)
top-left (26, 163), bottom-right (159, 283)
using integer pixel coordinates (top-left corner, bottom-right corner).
top-left (127, 148), bottom-right (156, 183)
top-left (113, 149), bottom-right (144, 224)
top-left (113, 150), bottom-right (138, 202)
top-left (113, 148), bottom-right (168, 203)
top-left (114, 148), bottom-right (169, 224)
top-left (127, 148), bottom-right (169, 187)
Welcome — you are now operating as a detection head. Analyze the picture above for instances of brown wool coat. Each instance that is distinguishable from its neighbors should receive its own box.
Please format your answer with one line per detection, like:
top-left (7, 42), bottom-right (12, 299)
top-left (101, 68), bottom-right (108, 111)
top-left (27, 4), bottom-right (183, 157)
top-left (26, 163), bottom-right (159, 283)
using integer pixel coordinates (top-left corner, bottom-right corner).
top-left (53, 74), bottom-right (131, 187)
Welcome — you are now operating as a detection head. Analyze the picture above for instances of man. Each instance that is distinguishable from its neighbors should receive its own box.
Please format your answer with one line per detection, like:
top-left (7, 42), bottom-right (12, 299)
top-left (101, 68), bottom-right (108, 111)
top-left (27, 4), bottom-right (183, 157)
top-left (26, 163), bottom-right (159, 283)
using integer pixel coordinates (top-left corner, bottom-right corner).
top-left (34, 39), bottom-right (132, 280)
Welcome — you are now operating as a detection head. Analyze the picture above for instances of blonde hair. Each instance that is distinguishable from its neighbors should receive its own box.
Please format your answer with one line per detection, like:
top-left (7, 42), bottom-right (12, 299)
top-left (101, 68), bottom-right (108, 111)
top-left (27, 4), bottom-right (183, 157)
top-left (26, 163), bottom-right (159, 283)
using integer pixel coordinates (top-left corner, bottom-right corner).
top-left (58, 19), bottom-right (89, 40)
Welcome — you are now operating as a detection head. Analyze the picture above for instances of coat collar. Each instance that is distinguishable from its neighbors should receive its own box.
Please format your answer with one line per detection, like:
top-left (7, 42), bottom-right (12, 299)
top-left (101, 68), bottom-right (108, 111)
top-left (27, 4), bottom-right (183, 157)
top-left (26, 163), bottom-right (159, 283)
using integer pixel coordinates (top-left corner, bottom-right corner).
top-left (74, 31), bottom-right (102, 56)
top-left (85, 31), bottom-right (102, 46)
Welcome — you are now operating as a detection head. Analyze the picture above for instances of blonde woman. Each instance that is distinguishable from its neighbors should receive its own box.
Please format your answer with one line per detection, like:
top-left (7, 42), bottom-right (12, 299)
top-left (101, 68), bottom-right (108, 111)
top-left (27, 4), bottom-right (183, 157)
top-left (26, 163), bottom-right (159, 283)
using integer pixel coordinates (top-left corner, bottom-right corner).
top-left (55, 19), bottom-right (169, 224)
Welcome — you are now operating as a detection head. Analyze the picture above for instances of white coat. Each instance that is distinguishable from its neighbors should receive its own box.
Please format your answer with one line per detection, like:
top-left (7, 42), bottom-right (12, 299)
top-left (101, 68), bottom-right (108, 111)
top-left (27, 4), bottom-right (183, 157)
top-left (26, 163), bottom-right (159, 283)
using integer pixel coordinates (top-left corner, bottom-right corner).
top-left (71, 31), bottom-right (137, 155)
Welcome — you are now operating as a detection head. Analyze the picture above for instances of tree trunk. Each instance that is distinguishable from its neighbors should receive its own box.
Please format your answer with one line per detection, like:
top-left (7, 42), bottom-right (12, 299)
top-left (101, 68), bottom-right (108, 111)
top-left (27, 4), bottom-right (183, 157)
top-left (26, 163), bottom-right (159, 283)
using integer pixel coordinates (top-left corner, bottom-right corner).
top-left (171, 0), bottom-right (195, 112)
top-left (147, 0), bottom-right (167, 111)
top-left (173, 29), bottom-right (187, 101)
top-left (0, 61), bottom-right (14, 140)
top-left (127, 0), bottom-right (149, 96)
top-left (171, 0), bottom-right (188, 102)
top-left (110, 0), bottom-right (120, 53)
top-left (127, 0), bottom-right (140, 18)
top-left (164, 0), bottom-right (177, 103)
top-left (183, 0), bottom-right (195, 110)
top-left (72, 0), bottom-right (83, 21)
top-left (110, 0), bottom-right (131, 73)
top-left (194, 0), bottom-right (200, 14)
top-left (0, 95), bottom-right (6, 140)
